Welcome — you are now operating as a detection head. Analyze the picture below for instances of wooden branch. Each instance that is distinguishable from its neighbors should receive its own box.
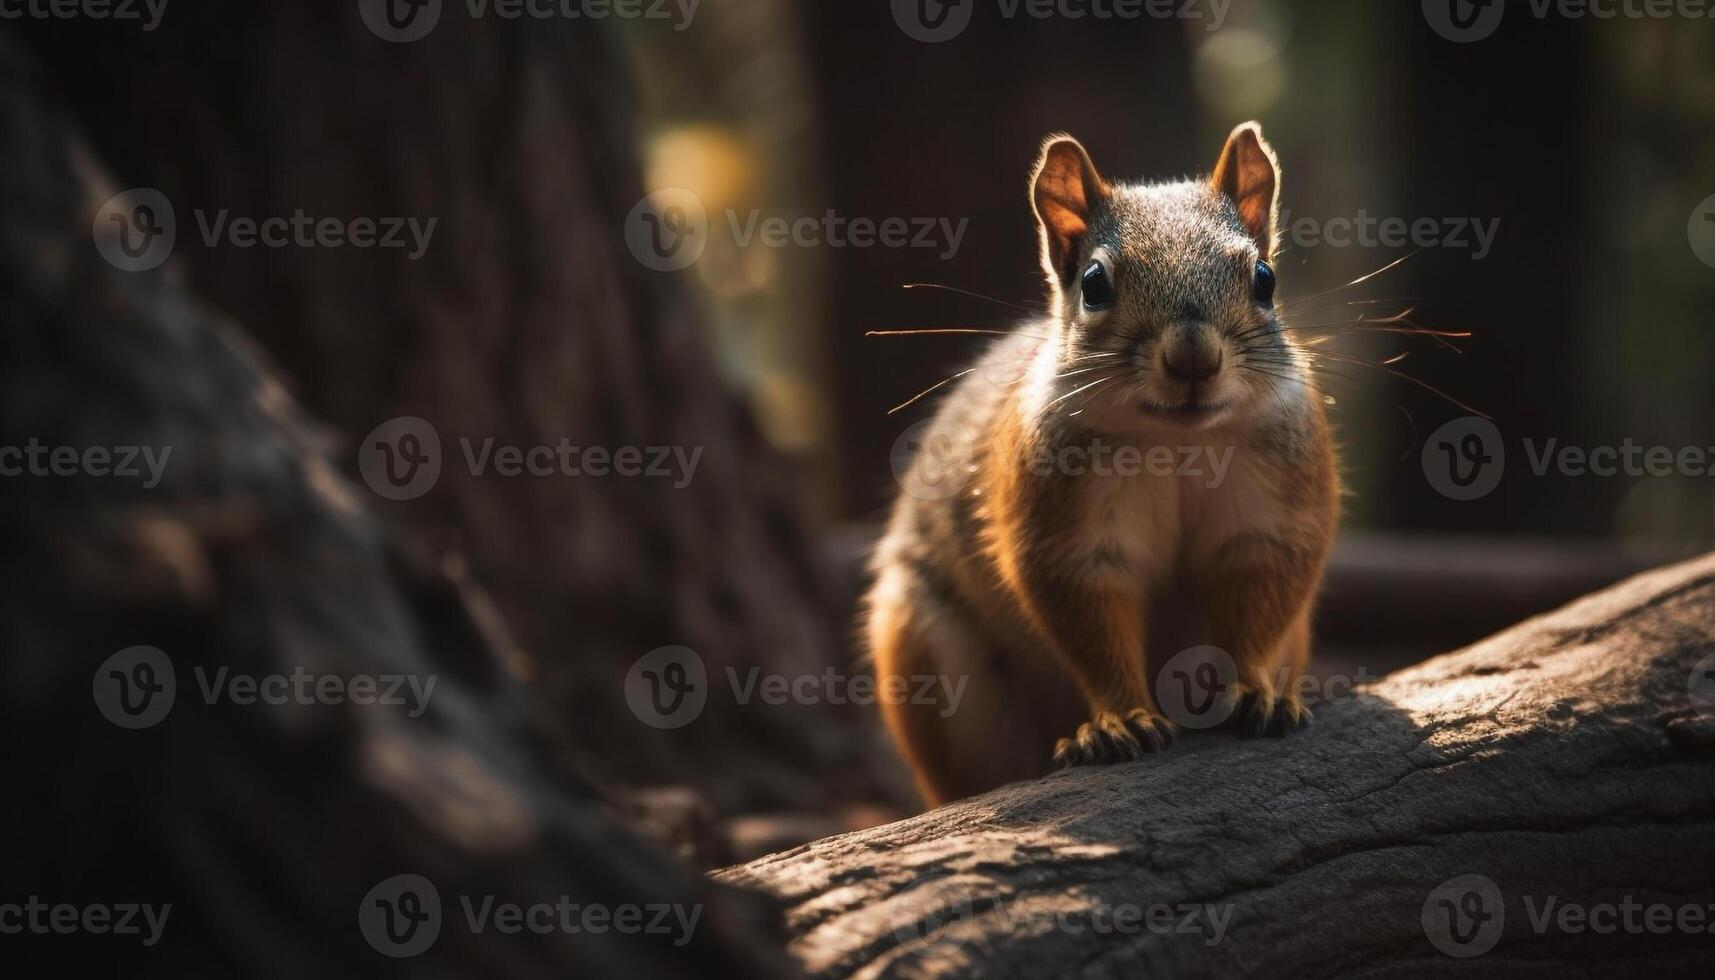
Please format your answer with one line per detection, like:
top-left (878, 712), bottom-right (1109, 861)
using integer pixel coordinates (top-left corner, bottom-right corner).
top-left (723, 555), bottom-right (1715, 976)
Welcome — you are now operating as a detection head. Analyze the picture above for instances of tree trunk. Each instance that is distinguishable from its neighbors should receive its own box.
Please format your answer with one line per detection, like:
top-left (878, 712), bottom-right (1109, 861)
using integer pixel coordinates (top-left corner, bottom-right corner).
top-left (9, 0), bottom-right (898, 820)
top-left (721, 554), bottom-right (1715, 977)
top-left (0, 30), bottom-right (797, 979)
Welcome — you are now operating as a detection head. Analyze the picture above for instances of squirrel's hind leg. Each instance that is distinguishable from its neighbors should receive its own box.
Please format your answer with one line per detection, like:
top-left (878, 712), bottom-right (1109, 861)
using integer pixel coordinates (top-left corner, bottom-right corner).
top-left (868, 567), bottom-right (1051, 808)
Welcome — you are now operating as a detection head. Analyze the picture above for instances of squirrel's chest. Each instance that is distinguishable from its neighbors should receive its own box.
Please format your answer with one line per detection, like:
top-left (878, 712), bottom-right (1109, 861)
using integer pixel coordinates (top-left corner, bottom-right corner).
top-left (1066, 449), bottom-right (1286, 587)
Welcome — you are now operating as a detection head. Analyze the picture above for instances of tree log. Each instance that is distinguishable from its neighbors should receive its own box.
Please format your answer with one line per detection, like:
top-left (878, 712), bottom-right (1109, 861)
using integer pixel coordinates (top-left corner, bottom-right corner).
top-left (722, 555), bottom-right (1715, 977)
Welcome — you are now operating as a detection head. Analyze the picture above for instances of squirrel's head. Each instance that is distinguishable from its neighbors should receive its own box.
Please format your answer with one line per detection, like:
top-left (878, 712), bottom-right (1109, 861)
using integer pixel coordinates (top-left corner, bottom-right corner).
top-left (1029, 122), bottom-right (1300, 433)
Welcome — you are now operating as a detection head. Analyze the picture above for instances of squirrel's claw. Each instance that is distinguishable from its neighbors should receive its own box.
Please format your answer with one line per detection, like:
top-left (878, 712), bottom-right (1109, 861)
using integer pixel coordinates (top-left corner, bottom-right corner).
top-left (1231, 690), bottom-right (1313, 738)
top-left (1053, 709), bottom-right (1178, 769)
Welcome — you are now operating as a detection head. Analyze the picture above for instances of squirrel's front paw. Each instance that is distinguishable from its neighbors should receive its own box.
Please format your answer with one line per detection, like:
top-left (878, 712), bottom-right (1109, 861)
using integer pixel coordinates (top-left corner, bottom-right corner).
top-left (1226, 686), bottom-right (1313, 738)
top-left (1053, 709), bottom-right (1177, 769)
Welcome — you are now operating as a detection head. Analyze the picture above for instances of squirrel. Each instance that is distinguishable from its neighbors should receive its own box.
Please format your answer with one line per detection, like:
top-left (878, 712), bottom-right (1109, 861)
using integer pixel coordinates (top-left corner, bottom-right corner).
top-left (866, 122), bottom-right (1340, 807)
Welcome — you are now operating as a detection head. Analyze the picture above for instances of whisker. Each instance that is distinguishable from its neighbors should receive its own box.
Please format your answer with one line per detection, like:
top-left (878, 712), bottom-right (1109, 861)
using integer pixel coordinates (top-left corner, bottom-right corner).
top-left (1300, 348), bottom-right (1490, 418)
top-left (1279, 251), bottom-right (1419, 307)
top-left (903, 283), bottom-right (1037, 313)
top-left (867, 327), bottom-right (1044, 339)
top-left (885, 368), bottom-right (975, 415)
top-left (1045, 372), bottom-right (1123, 409)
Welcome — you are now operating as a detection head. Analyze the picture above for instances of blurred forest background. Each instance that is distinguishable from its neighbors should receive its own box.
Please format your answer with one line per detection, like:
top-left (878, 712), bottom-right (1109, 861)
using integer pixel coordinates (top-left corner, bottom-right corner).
top-left (627, 0), bottom-right (1715, 543)
top-left (6, 9), bottom-right (1715, 972)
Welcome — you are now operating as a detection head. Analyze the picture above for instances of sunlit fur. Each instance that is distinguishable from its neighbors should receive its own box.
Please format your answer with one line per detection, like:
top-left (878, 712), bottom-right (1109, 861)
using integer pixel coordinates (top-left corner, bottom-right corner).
top-left (867, 125), bottom-right (1341, 808)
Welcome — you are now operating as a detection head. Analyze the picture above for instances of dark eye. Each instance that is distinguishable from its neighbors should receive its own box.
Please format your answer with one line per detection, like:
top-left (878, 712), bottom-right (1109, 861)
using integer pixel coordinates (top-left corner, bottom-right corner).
top-left (1081, 260), bottom-right (1114, 311)
top-left (1253, 259), bottom-right (1276, 306)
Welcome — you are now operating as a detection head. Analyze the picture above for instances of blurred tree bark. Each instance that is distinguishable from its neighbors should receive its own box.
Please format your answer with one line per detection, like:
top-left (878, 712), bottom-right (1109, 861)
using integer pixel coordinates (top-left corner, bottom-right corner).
top-left (12, 1), bottom-right (901, 818)
top-left (0, 29), bottom-right (796, 977)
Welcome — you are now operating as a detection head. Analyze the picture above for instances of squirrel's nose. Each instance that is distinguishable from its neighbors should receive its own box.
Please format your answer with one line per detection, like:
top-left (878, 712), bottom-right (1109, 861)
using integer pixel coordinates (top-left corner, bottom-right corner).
top-left (1160, 330), bottom-right (1223, 383)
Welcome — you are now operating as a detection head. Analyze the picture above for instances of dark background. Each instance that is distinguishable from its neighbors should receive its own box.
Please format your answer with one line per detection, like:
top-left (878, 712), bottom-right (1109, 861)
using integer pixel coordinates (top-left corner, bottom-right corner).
top-left (631, 0), bottom-right (1715, 544)
top-left (4, 3), bottom-right (1715, 974)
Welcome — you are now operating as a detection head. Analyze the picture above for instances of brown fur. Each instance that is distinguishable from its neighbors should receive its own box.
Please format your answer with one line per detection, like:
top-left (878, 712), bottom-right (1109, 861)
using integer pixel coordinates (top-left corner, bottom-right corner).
top-left (868, 124), bottom-right (1340, 808)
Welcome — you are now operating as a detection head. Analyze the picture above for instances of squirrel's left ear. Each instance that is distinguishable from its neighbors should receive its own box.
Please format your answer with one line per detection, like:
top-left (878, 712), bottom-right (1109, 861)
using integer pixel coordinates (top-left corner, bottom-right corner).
top-left (1210, 122), bottom-right (1280, 260)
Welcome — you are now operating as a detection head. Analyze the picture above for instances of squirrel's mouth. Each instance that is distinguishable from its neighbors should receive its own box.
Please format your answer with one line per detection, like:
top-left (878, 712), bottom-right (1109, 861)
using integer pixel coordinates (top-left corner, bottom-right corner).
top-left (1139, 399), bottom-right (1229, 422)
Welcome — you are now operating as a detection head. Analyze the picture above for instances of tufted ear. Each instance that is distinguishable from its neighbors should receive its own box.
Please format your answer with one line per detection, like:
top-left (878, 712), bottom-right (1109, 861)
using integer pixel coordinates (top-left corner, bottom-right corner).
top-left (1210, 121), bottom-right (1280, 259)
top-left (1030, 135), bottom-right (1109, 286)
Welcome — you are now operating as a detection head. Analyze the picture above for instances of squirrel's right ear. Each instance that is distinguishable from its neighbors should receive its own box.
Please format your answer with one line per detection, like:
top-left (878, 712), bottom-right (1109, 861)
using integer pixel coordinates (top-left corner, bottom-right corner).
top-left (1031, 135), bottom-right (1109, 285)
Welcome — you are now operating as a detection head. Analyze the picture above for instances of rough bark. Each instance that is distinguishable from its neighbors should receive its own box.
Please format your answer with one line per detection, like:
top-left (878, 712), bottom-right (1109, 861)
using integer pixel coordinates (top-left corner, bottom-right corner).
top-left (723, 554), bottom-right (1715, 978)
top-left (0, 36), bottom-right (794, 978)
top-left (11, 0), bottom-right (896, 818)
